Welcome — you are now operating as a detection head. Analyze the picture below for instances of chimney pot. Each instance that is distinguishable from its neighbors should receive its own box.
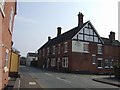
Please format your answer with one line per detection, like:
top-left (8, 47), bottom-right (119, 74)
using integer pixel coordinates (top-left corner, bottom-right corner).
top-left (78, 12), bottom-right (84, 26)
top-left (48, 36), bottom-right (51, 41)
top-left (57, 27), bottom-right (62, 36)
top-left (109, 31), bottom-right (115, 40)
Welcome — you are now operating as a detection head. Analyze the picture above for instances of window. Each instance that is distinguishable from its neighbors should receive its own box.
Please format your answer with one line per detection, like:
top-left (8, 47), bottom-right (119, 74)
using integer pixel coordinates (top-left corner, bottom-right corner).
top-left (43, 49), bottom-right (45, 56)
top-left (58, 44), bottom-right (60, 54)
top-left (62, 57), bottom-right (68, 68)
top-left (105, 59), bottom-right (109, 68)
top-left (78, 34), bottom-right (83, 40)
top-left (0, 0), bottom-right (5, 10)
top-left (53, 46), bottom-right (55, 54)
top-left (9, 7), bottom-right (14, 33)
top-left (98, 58), bottom-right (102, 68)
top-left (92, 54), bottom-right (96, 64)
top-left (47, 47), bottom-right (49, 55)
top-left (4, 49), bottom-right (9, 72)
top-left (51, 58), bottom-right (56, 67)
top-left (64, 42), bottom-right (67, 53)
top-left (98, 44), bottom-right (102, 54)
top-left (83, 43), bottom-right (89, 52)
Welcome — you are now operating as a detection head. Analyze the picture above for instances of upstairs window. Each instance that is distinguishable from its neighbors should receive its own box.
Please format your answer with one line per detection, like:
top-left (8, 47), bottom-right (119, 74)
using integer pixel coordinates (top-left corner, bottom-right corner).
top-left (47, 47), bottom-right (49, 55)
top-left (58, 44), bottom-right (60, 54)
top-left (43, 49), bottom-right (45, 56)
top-left (53, 46), bottom-right (55, 54)
top-left (9, 7), bottom-right (14, 33)
top-left (83, 43), bottom-right (89, 52)
top-left (0, 0), bottom-right (5, 10)
top-left (64, 42), bottom-right (67, 53)
top-left (98, 44), bottom-right (102, 54)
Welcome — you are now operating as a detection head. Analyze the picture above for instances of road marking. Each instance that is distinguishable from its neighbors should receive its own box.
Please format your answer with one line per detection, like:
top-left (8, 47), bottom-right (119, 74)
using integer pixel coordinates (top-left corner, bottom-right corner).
top-left (44, 73), bottom-right (53, 76)
top-left (56, 77), bottom-right (71, 83)
top-left (29, 82), bottom-right (36, 85)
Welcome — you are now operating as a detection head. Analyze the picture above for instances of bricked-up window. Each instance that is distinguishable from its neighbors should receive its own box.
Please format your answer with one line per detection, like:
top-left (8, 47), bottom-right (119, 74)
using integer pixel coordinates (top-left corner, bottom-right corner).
top-left (97, 44), bottom-right (102, 54)
top-left (105, 59), bottom-right (109, 68)
top-left (92, 54), bottom-right (96, 64)
top-left (9, 7), bottom-right (14, 33)
top-left (0, 0), bottom-right (5, 10)
top-left (4, 49), bottom-right (9, 72)
top-left (83, 43), bottom-right (89, 52)
top-left (47, 47), bottom-right (49, 55)
top-left (64, 42), bottom-right (67, 53)
top-left (51, 58), bottom-right (56, 67)
top-left (53, 46), bottom-right (55, 54)
top-left (98, 58), bottom-right (102, 68)
top-left (62, 57), bottom-right (68, 68)
top-left (58, 44), bottom-right (60, 54)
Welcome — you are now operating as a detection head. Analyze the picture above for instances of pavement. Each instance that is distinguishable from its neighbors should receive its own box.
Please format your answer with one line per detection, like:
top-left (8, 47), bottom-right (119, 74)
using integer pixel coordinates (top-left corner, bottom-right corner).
top-left (93, 76), bottom-right (120, 87)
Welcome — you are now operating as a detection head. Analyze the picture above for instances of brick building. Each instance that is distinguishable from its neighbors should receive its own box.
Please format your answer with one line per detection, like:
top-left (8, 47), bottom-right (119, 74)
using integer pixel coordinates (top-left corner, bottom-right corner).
top-left (37, 12), bottom-right (120, 74)
top-left (0, 1), bottom-right (17, 89)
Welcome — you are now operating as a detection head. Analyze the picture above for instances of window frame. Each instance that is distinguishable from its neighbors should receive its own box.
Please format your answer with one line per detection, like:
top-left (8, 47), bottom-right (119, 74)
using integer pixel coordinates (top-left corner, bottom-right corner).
top-left (83, 43), bottom-right (89, 53)
top-left (53, 46), bottom-right (55, 54)
top-left (64, 42), bottom-right (68, 53)
top-left (97, 44), bottom-right (102, 54)
top-left (98, 58), bottom-right (103, 69)
top-left (51, 58), bottom-right (56, 67)
top-left (92, 54), bottom-right (96, 64)
top-left (4, 49), bottom-right (9, 72)
top-left (105, 59), bottom-right (109, 68)
top-left (9, 7), bottom-right (14, 34)
top-left (58, 44), bottom-right (60, 54)
top-left (62, 57), bottom-right (68, 68)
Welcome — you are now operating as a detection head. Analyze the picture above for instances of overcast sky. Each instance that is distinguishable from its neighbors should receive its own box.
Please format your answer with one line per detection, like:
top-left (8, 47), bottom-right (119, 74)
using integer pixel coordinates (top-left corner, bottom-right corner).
top-left (12, 0), bottom-right (119, 57)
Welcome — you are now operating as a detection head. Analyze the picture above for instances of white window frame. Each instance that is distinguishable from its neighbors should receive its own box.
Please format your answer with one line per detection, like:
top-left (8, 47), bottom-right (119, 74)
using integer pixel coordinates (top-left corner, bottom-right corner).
top-left (43, 49), bottom-right (45, 56)
top-left (105, 59), bottom-right (109, 68)
top-left (83, 43), bottom-right (89, 53)
top-left (53, 46), bottom-right (55, 54)
top-left (47, 47), bottom-right (49, 55)
top-left (4, 49), bottom-right (9, 72)
top-left (58, 44), bottom-right (60, 54)
top-left (51, 58), bottom-right (56, 67)
top-left (98, 58), bottom-right (102, 69)
top-left (97, 44), bottom-right (102, 54)
top-left (0, 0), bottom-right (5, 17)
top-left (64, 42), bottom-right (67, 53)
top-left (92, 54), bottom-right (96, 64)
top-left (9, 7), bottom-right (14, 34)
top-left (62, 57), bottom-right (68, 68)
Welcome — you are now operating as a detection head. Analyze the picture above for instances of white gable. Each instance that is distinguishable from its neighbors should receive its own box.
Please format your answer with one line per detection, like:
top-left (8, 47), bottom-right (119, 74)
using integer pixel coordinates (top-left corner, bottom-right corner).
top-left (72, 21), bottom-right (104, 44)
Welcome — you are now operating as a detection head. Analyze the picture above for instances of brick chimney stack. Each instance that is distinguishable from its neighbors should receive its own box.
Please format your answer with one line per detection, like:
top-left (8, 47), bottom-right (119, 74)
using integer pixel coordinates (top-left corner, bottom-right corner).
top-left (109, 31), bottom-right (115, 40)
top-left (48, 36), bottom-right (51, 41)
top-left (78, 12), bottom-right (84, 26)
top-left (57, 27), bottom-right (62, 36)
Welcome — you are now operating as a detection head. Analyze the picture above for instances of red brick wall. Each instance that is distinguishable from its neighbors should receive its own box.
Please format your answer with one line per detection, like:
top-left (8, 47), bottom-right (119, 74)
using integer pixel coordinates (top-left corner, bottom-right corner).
top-left (2, 2), bottom-right (16, 89)
top-left (0, 10), bottom-right (3, 90)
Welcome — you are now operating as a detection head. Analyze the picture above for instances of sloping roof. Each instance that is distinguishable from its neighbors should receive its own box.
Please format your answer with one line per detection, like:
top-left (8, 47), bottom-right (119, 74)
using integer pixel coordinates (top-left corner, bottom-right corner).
top-left (101, 37), bottom-right (120, 46)
top-left (38, 21), bottom-right (88, 50)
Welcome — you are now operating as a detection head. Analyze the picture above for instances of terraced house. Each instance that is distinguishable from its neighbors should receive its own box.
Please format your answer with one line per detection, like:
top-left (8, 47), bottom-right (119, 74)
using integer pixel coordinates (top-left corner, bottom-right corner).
top-left (37, 12), bottom-right (120, 74)
top-left (0, 1), bottom-right (17, 89)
